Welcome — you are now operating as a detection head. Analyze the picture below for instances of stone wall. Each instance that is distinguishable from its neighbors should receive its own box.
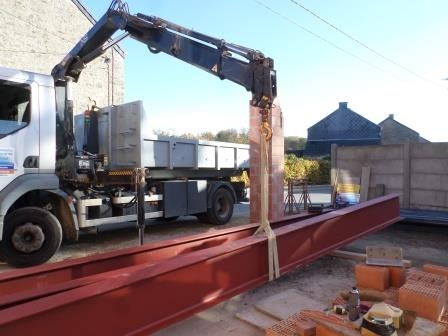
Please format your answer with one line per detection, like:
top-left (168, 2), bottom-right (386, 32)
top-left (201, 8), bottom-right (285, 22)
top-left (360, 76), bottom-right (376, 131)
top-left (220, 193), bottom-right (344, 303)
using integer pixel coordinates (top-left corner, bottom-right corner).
top-left (332, 142), bottom-right (448, 211)
top-left (0, 0), bottom-right (124, 113)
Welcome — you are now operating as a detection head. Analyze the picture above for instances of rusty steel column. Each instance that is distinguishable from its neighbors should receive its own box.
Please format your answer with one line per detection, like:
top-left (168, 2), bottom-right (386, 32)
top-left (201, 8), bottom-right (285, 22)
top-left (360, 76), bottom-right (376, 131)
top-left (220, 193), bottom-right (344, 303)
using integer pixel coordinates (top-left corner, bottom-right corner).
top-left (249, 101), bottom-right (284, 223)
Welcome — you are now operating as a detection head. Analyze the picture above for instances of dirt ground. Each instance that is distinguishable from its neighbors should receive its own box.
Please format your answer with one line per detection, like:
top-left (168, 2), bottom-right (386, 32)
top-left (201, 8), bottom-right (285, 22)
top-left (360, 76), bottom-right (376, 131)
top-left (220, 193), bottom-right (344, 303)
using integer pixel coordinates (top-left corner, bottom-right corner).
top-left (1, 203), bottom-right (447, 335)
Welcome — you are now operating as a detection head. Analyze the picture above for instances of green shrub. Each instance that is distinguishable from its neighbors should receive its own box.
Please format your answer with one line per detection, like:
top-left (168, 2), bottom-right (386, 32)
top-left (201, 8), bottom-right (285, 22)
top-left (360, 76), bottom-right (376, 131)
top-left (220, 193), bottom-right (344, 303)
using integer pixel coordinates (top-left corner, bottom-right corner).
top-left (284, 155), bottom-right (330, 185)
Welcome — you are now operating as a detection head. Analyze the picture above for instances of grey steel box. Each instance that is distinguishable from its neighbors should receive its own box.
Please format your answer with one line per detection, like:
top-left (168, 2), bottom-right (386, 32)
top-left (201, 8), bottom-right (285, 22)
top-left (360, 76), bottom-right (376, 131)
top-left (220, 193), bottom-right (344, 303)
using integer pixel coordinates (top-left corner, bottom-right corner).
top-left (163, 180), bottom-right (207, 217)
top-left (75, 101), bottom-right (249, 171)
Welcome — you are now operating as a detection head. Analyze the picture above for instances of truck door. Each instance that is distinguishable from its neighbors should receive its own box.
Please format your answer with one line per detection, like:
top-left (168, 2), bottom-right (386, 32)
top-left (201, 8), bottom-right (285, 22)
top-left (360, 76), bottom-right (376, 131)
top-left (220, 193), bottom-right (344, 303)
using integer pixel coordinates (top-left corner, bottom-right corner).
top-left (0, 76), bottom-right (39, 189)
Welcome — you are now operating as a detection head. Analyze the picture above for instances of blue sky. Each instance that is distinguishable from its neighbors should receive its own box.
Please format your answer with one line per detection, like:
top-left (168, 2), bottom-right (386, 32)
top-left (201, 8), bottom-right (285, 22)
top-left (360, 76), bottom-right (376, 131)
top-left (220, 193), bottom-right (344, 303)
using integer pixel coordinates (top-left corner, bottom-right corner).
top-left (82, 0), bottom-right (448, 141)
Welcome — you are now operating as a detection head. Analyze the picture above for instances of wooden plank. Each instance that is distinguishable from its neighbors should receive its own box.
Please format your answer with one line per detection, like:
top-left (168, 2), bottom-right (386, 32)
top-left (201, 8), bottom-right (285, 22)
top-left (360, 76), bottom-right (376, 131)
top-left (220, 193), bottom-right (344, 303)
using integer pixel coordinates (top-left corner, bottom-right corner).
top-left (360, 166), bottom-right (370, 202)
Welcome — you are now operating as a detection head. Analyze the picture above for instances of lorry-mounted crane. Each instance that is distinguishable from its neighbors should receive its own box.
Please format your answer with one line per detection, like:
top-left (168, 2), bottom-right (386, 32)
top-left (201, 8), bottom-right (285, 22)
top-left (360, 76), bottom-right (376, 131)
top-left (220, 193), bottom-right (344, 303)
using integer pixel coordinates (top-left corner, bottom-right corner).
top-left (0, 0), bottom-right (276, 267)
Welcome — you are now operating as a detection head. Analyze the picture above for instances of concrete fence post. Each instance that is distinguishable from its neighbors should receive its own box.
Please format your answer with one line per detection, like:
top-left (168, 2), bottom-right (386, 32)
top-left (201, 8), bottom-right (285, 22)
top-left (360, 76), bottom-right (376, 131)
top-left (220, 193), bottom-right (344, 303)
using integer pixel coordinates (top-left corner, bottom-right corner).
top-left (402, 141), bottom-right (411, 208)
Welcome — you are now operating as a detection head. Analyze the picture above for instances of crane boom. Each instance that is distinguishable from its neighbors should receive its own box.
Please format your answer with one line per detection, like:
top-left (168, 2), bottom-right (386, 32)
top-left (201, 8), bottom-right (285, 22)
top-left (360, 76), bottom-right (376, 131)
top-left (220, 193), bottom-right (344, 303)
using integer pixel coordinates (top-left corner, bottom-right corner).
top-left (52, 0), bottom-right (276, 108)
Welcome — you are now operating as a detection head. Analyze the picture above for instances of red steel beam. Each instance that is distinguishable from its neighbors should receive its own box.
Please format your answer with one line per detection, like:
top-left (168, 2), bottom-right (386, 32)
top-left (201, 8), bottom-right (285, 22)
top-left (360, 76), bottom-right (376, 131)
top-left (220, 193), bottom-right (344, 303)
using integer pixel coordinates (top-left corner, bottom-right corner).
top-left (0, 194), bottom-right (400, 335)
top-left (0, 212), bottom-right (320, 305)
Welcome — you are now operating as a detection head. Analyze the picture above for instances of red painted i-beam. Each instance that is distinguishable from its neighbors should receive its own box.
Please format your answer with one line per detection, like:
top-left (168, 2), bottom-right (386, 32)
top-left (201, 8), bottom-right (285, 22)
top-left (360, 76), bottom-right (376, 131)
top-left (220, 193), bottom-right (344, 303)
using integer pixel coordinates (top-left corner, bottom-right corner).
top-left (0, 194), bottom-right (400, 335)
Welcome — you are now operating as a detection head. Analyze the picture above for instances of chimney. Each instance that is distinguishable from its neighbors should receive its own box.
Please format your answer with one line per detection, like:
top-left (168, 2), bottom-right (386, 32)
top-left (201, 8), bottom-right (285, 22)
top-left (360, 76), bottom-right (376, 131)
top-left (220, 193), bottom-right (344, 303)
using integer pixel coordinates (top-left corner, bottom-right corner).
top-left (339, 102), bottom-right (348, 109)
top-left (389, 114), bottom-right (394, 119)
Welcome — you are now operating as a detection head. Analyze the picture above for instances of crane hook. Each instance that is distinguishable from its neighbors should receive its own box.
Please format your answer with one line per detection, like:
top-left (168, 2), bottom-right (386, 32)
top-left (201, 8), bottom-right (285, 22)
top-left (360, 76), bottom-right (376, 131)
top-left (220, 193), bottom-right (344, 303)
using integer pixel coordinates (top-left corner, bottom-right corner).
top-left (259, 108), bottom-right (273, 141)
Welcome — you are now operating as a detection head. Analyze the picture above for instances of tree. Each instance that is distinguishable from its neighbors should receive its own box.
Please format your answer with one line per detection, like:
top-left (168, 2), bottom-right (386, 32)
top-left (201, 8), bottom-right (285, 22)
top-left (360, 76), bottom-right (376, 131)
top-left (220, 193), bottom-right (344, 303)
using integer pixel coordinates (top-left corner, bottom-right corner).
top-left (198, 131), bottom-right (216, 141)
top-left (215, 128), bottom-right (248, 144)
top-left (152, 129), bottom-right (173, 137)
top-left (152, 128), bottom-right (249, 144)
top-left (284, 136), bottom-right (306, 150)
top-left (178, 132), bottom-right (199, 139)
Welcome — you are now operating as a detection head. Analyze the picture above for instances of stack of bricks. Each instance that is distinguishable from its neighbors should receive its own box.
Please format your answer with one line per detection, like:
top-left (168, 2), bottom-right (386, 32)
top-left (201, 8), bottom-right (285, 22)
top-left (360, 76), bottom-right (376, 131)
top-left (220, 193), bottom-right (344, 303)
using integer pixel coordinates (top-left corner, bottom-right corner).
top-left (249, 103), bottom-right (284, 223)
top-left (265, 312), bottom-right (315, 336)
top-left (355, 263), bottom-right (407, 291)
top-left (398, 270), bottom-right (447, 321)
top-left (265, 310), bottom-right (358, 336)
top-left (423, 264), bottom-right (448, 293)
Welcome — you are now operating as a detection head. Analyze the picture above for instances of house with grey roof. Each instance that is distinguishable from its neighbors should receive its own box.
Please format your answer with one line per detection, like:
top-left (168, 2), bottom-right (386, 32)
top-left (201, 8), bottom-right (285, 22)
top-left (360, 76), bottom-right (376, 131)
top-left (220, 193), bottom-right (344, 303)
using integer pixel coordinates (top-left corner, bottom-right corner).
top-left (379, 114), bottom-right (429, 144)
top-left (304, 102), bottom-right (381, 157)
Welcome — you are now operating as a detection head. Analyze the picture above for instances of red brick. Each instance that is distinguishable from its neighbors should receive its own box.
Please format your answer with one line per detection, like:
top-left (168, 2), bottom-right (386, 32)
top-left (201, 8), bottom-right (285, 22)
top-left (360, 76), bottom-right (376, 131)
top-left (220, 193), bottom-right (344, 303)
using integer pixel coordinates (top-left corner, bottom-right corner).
top-left (407, 270), bottom-right (447, 291)
top-left (398, 281), bottom-right (445, 321)
top-left (398, 270), bottom-right (447, 321)
top-left (295, 319), bottom-right (316, 336)
top-left (266, 313), bottom-right (314, 336)
top-left (423, 264), bottom-right (448, 280)
top-left (355, 263), bottom-right (390, 291)
top-left (315, 324), bottom-right (340, 336)
top-left (388, 266), bottom-right (406, 288)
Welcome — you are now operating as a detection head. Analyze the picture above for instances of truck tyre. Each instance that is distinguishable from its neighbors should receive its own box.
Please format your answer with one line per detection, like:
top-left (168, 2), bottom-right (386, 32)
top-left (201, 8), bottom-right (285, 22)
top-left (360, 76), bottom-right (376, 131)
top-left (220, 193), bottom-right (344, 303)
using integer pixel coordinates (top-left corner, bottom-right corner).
top-left (204, 188), bottom-right (234, 225)
top-left (1, 207), bottom-right (62, 267)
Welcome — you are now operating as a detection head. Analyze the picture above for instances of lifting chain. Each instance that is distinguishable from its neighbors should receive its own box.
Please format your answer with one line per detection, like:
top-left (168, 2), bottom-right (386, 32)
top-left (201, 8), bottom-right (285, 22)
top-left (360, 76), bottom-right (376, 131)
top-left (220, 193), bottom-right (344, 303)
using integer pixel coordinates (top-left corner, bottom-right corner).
top-left (254, 106), bottom-right (280, 281)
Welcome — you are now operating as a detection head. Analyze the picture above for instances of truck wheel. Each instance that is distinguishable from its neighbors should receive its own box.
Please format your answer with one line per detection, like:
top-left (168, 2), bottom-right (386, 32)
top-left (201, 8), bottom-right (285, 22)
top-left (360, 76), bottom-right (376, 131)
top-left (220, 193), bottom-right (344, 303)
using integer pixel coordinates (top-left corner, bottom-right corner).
top-left (205, 188), bottom-right (234, 225)
top-left (1, 207), bottom-right (62, 267)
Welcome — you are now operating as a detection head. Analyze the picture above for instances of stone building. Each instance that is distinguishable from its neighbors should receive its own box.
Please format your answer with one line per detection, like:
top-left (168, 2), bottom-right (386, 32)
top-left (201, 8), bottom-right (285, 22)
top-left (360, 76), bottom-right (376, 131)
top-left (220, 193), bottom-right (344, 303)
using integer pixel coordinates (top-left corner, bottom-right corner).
top-left (0, 0), bottom-right (125, 114)
top-left (379, 114), bottom-right (429, 145)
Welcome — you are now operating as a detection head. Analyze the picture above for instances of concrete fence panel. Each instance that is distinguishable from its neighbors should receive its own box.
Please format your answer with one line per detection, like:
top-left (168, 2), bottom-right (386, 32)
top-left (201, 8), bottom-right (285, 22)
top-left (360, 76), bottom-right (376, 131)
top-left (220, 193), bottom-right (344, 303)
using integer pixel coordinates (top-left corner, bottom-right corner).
top-left (333, 142), bottom-right (448, 212)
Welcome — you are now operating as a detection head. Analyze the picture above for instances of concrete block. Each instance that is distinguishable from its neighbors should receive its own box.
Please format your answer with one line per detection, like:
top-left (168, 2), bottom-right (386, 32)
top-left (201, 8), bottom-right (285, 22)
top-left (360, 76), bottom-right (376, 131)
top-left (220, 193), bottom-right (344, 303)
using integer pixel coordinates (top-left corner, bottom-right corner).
top-left (355, 263), bottom-right (390, 291)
